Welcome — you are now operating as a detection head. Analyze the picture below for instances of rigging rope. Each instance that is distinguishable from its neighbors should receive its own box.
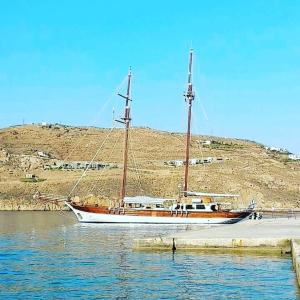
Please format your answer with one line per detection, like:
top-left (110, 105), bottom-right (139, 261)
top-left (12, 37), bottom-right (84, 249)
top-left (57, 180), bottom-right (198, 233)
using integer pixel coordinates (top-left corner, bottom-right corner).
top-left (191, 110), bottom-right (207, 173)
top-left (33, 75), bottom-right (128, 201)
top-left (62, 74), bottom-right (128, 163)
top-left (68, 127), bottom-right (115, 197)
top-left (128, 129), bottom-right (144, 194)
top-left (87, 128), bottom-right (124, 195)
top-left (194, 86), bottom-right (209, 122)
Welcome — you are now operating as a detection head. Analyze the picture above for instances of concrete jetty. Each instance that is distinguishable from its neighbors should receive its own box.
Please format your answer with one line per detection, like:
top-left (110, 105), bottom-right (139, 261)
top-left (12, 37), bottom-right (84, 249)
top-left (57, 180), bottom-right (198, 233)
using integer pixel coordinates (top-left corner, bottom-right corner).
top-left (134, 218), bottom-right (300, 287)
top-left (134, 218), bottom-right (300, 254)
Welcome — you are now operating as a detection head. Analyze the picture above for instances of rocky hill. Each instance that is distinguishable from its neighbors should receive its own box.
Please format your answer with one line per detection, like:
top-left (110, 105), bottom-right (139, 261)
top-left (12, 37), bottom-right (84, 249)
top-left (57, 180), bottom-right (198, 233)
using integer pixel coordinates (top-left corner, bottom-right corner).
top-left (0, 124), bottom-right (299, 209)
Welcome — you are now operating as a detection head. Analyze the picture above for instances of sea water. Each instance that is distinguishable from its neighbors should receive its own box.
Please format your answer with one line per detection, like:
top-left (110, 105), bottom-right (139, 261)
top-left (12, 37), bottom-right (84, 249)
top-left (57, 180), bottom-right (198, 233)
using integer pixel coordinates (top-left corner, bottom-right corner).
top-left (0, 212), bottom-right (299, 299)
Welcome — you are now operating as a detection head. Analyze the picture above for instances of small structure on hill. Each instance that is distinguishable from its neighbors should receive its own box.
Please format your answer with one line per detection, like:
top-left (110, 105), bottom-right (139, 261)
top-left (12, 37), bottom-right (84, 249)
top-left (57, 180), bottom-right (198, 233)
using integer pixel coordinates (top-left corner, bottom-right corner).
top-left (200, 140), bottom-right (212, 146)
top-left (288, 154), bottom-right (300, 161)
top-left (37, 151), bottom-right (51, 158)
top-left (41, 122), bottom-right (52, 128)
top-left (265, 146), bottom-right (290, 154)
top-left (22, 173), bottom-right (46, 183)
top-left (44, 160), bottom-right (115, 171)
top-left (164, 157), bottom-right (219, 167)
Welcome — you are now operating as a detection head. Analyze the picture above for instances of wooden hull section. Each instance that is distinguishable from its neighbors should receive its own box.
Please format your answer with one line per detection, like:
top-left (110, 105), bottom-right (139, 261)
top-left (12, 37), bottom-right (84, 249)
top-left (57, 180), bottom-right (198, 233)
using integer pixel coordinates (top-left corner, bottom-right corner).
top-left (66, 202), bottom-right (251, 224)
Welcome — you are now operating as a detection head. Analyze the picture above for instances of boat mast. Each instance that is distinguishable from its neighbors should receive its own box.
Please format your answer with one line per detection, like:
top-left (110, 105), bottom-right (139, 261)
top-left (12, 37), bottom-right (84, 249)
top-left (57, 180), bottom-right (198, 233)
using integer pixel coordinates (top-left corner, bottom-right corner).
top-left (118, 68), bottom-right (132, 206)
top-left (184, 49), bottom-right (195, 196)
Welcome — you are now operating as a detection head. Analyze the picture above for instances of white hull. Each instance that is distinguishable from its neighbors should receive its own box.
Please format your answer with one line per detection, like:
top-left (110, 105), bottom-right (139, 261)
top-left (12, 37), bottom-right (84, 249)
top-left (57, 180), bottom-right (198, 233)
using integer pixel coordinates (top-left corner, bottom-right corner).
top-left (66, 202), bottom-right (244, 224)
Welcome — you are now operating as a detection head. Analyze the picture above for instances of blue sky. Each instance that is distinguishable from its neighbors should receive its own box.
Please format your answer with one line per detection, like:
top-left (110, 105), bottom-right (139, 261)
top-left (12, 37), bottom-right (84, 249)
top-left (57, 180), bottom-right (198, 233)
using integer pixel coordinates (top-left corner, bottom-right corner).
top-left (0, 0), bottom-right (299, 153)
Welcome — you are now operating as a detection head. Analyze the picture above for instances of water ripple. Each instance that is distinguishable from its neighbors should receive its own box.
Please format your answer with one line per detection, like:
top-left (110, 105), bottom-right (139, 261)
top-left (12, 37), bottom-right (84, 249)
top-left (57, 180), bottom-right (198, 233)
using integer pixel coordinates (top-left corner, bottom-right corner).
top-left (0, 212), bottom-right (299, 299)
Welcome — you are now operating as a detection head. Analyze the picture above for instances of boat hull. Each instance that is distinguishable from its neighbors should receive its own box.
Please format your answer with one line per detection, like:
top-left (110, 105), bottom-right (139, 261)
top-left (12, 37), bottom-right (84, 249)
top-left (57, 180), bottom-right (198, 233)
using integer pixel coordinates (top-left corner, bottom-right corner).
top-left (66, 202), bottom-right (250, 224)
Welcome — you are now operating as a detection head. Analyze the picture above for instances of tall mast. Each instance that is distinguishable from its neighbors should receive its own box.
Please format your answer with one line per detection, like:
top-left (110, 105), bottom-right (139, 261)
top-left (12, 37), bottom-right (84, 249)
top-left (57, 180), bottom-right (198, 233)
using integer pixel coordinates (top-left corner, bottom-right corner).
top-left (184, 49), bottom-right (195, 195)
top-left (117, 68), bottom-right (132, 206)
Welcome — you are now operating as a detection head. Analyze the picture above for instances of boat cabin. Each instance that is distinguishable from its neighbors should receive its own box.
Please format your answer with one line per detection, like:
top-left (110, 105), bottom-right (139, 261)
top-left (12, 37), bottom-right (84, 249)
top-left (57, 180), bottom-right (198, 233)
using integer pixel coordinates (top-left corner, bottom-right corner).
top-left (171, 200), bottom-right (219, 212)
top-left (124, 196), bottom-right (176, 210)
top-left (124, 196), bottom-right (222, 212)
top-left (123, 193), bottom-right (238, 212)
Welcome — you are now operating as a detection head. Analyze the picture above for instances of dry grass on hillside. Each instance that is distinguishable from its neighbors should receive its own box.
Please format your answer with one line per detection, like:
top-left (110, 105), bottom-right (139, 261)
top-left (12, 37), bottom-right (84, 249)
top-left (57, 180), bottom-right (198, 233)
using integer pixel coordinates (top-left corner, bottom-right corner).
top-left (0, 124), bottom-right (299, 209)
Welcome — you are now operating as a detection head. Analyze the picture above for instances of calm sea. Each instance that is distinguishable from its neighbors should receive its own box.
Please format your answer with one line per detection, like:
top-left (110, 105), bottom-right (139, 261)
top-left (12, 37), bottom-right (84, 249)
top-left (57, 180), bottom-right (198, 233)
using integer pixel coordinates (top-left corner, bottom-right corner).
top-left (0, 212), bottom-right (299, 299)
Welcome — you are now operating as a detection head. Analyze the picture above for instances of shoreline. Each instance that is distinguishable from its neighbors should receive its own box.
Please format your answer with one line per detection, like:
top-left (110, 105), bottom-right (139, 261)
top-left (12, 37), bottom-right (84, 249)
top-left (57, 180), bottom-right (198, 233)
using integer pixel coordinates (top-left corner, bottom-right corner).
top-left (0, 199), bottom-right (68, 211)
top-left (1, 200), bottom-right (299, 216)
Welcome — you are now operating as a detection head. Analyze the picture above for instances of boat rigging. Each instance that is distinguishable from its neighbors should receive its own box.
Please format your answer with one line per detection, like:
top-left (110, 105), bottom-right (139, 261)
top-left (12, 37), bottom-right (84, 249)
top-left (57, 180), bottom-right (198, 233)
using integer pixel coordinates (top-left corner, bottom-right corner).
top-left (39, 50), bottom-right (255, 224)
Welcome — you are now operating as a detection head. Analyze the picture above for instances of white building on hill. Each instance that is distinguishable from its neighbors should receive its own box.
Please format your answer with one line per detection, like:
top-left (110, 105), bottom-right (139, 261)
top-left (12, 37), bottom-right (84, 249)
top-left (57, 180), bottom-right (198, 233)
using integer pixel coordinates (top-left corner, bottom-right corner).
top-left (288, 154), bottom-right (300, 161)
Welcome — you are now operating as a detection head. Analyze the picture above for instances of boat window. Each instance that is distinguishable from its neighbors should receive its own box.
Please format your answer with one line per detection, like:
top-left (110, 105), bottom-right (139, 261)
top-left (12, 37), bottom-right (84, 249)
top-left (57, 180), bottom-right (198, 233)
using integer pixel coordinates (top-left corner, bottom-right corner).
top-left (186, 205), bottom-right (194, 210)
top-left (211, 205), bottom-right (217, 211)
top-left (196, 205), bottom-right (206, 210)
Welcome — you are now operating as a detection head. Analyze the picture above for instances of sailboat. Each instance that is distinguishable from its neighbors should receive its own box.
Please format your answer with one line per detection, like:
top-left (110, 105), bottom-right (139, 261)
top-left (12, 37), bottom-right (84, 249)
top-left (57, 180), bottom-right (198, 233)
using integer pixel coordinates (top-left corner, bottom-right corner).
top-left (65, 50), bottom-right (254, 224)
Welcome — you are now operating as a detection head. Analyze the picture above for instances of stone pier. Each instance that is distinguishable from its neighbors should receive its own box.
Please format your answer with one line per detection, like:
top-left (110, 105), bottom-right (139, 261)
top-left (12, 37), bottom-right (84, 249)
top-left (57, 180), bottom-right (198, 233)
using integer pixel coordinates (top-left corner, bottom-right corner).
top-left (134, 219), bottom-right (300, 253)
top-left (134, 218), bottom-right (300, 285)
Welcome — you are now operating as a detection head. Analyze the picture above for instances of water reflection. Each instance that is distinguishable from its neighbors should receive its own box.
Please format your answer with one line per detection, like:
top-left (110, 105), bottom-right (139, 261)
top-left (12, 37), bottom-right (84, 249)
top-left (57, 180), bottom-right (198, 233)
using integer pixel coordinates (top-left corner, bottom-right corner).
top-left (0, 212), bottom-right (299, 299)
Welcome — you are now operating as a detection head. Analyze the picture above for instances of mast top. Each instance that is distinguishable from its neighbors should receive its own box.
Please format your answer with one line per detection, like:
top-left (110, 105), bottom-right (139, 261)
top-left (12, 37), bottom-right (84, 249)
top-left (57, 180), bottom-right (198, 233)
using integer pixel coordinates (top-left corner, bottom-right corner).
top-left (183, 49), bottom-right (195, 195)
top-left (117, 67), bottom-right (132, 105)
